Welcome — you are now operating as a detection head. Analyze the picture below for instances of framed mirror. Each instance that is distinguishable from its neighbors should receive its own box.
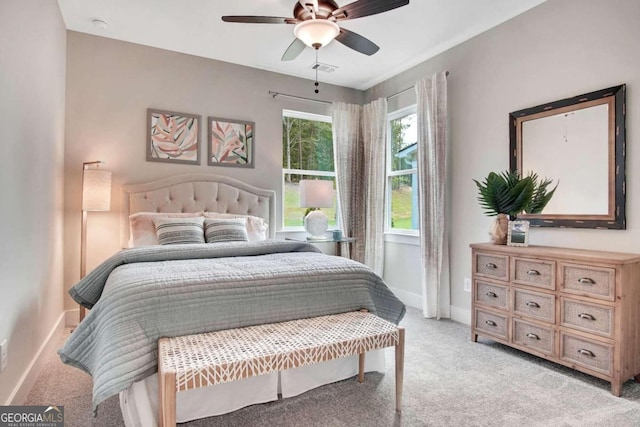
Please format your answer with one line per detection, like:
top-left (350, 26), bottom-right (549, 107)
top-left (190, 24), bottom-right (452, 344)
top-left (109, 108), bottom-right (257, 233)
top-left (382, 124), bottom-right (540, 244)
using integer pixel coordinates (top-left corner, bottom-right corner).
top-left (509, 85), bottom-right (626, 229)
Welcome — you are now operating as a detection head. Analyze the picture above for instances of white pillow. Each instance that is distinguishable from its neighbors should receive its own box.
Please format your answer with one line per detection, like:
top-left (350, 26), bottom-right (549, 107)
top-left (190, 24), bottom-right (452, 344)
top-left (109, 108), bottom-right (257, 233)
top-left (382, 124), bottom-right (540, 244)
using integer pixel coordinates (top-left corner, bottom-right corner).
top-left (153, 216), bottom-right (205, 245)
top-left (129, 212), bottom-right (203, 247)
top-left (204, 218), bottom-right (249, 243)
top-left (203, 212), bottom-right (268, 241)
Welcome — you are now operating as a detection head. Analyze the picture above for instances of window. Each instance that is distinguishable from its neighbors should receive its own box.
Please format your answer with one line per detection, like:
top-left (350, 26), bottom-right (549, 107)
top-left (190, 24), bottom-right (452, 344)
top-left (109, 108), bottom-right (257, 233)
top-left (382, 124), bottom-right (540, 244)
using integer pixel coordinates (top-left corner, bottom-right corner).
top-left (282, 110), bottom-right (336, 229)
top-left (386, 106), bottom-right (418, 233)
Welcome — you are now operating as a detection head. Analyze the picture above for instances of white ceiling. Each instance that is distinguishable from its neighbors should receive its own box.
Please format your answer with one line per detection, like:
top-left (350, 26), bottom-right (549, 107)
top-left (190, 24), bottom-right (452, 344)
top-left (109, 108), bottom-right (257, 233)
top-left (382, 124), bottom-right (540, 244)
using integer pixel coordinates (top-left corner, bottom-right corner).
top-left (57, 0), bottom-right (546, 90)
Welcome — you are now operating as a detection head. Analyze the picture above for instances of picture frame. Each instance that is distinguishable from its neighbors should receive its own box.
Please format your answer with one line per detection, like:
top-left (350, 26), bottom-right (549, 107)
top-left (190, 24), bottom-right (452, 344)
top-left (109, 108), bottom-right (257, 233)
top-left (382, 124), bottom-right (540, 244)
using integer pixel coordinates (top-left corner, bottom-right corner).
top-left (507, 220), bottom-right (530, 247)
top-left (207, 117), bottom-right (254, 168)
top-left (147, 109), bottom-right (201, 165)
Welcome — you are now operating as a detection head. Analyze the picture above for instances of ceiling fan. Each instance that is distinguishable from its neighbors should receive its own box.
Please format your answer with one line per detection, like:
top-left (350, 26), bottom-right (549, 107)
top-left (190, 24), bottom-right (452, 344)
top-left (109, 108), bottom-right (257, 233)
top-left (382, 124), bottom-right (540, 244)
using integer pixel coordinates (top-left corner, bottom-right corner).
top-left (222, 0), bottom-right (410, 61)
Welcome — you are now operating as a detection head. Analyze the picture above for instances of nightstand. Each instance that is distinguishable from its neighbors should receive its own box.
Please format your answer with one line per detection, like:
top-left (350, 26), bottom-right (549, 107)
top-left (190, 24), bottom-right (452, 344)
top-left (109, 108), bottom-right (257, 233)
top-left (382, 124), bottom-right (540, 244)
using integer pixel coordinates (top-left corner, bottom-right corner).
top-left (286, 237), bottom-right (355, 257)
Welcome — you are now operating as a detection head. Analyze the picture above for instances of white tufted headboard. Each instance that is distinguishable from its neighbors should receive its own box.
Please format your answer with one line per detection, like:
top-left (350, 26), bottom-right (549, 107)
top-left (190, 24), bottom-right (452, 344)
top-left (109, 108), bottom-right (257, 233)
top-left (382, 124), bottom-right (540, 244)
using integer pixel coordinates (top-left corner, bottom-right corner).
top-left (120, 174), bottom-right (276, 247)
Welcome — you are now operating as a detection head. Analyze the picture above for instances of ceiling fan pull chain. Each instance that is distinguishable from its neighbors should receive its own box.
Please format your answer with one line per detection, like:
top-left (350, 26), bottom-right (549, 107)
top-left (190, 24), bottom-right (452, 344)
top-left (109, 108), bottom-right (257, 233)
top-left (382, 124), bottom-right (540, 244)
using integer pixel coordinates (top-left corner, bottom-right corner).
top-left (314, 47), bottom-right (320, 94)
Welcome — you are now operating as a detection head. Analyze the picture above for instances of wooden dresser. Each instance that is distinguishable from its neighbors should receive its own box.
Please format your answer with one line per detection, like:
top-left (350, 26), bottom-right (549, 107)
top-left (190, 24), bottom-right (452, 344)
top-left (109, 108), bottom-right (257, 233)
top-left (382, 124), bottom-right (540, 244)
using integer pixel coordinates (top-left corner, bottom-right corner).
top-left (470, 243), bottom-right (640, 396)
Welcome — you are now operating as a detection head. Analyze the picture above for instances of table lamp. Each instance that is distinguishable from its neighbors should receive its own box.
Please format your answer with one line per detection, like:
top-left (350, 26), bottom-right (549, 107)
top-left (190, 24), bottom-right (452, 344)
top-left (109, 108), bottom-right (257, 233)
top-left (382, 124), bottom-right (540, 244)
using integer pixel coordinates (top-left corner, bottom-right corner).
top-left (299, 179), bottom-right (334, 241)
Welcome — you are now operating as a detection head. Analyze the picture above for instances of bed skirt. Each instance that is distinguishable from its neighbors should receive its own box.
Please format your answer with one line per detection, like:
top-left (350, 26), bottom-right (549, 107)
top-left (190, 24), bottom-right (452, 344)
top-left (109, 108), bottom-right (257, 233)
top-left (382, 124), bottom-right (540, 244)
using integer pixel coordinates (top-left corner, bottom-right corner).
top-left (120, 349), bottom-right (385, 425)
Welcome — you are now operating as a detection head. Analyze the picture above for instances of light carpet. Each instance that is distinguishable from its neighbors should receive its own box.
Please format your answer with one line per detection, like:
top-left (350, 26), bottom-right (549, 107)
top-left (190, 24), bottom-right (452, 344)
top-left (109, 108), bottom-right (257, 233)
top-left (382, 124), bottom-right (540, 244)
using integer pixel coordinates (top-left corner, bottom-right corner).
top-left (25, 307), bottom-right (640, 426)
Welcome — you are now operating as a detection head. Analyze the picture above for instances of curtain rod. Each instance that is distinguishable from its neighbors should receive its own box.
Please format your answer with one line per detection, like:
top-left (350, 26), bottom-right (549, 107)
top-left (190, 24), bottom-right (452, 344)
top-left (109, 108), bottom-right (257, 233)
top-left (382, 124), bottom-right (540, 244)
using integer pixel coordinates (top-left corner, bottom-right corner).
top-left (386, 71), bottom-right (450, 101)
top-left (268, 91), bottom-right (332, 105)
top-left (269, 71), bottom-right (449, 105)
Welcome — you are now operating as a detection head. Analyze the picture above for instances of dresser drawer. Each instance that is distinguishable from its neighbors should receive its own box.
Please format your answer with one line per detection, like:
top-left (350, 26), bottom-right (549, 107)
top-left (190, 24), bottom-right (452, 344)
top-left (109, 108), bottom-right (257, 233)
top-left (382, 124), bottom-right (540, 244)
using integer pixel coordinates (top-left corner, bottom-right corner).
top-left (561, 298), bottom-right (613, 337)
top-left (560, 333), bottom-right (612, 376)
top-left (475, 253), bottom-right (508, 281)
top-left (512, 257), bottom-right (555, 290)
top-left (513, 319), bottom-right (555, 356)
top-left (475, 309), bottom-right (508, 340)
top-left (560, 263), bottom-right (615, 301)
top-left (475, 281), bottom-right (509, 310)
top-left (513, 288), bottom-right (555, 323)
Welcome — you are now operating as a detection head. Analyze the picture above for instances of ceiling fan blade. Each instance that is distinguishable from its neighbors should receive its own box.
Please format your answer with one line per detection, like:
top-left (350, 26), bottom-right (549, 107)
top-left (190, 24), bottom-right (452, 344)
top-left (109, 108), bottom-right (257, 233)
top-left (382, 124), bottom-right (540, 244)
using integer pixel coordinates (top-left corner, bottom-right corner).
top-left (221, 16), bottom-right (295, 24)
top-left (335, 28), bottom-right (379, 56)
top-left (282, 38), bottom-right (307, 61)
top-left (332, 0), bottom-right (409, 20)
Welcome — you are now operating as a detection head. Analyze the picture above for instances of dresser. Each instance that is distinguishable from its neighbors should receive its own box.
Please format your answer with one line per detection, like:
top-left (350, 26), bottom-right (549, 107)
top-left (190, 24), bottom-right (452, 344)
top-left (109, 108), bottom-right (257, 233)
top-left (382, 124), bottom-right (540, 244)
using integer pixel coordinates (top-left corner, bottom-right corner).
top-left (470, 243), bottom-right (640, 396)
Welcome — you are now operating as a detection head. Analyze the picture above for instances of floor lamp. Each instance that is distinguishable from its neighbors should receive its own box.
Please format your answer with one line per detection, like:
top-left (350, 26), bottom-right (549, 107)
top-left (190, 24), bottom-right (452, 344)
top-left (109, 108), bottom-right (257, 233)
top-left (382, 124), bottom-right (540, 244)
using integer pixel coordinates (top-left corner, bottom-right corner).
top-left (80, 161), bottom-right (112, 322)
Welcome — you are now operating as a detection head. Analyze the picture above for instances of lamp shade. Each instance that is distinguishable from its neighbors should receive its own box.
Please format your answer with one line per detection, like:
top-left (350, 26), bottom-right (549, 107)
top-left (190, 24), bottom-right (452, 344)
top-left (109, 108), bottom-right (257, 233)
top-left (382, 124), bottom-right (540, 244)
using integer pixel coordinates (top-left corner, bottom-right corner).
top-left (300, 180), bottom-right (334, 208)
top-left (82, 169), bottom-right (112, 211)
top-left (294, 19), bottom-right (340, 48)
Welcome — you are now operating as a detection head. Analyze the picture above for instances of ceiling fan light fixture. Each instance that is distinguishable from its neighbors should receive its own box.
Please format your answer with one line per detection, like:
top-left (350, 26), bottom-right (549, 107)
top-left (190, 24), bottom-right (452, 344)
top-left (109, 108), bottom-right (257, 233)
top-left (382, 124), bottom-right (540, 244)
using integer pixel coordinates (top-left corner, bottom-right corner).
top-left (294, 19), bottom-right (340, 49)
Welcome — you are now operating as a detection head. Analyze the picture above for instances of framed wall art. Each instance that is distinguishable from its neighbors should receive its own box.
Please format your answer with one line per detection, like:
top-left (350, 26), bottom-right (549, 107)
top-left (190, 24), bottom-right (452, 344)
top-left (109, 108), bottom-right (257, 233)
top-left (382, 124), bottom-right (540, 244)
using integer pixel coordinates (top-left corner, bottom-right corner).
top-left (147, 109), bottom-right (201, 165)
top-left (507, 220), bottom-right (530, 247)
top-left (208, 117), bottom-right (254, 168)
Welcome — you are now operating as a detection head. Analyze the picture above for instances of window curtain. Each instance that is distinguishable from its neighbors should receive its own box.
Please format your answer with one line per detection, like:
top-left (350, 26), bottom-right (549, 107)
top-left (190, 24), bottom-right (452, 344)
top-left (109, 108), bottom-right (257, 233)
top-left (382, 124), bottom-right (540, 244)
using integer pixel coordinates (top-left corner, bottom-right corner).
top-left (361, 98), bottom-right (387, 276)
top-left (332, 102), bottom-right (363, 262)
top-left (332, 99), bottom-right (387, 275)
top-left (415, 72), bottom-right (450, 319)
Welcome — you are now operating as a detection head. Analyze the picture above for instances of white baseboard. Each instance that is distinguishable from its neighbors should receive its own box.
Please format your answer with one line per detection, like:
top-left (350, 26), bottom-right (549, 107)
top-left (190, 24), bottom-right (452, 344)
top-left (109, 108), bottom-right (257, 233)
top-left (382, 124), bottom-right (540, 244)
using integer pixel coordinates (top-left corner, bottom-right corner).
top-left (6, 312), bottom-right (65, 405)
top-left (389, 286), bottom-right (422, 310)
top-left (389, 287), bottom-right (471, 325)
top-left (65, 308), bottom-right (79, 328)
top-left (450, 305), bottom-right (471, 325)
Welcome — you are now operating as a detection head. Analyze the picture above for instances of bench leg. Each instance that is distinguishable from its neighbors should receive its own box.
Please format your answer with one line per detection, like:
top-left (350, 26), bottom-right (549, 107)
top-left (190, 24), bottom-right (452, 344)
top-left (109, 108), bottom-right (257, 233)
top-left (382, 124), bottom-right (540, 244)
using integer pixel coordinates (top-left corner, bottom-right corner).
top-left (358, 352), bottom-right (365, 383)
top-left (159, 369), bottom-right (176, 427)
top-left (395, 327), bottom-right (405, 413)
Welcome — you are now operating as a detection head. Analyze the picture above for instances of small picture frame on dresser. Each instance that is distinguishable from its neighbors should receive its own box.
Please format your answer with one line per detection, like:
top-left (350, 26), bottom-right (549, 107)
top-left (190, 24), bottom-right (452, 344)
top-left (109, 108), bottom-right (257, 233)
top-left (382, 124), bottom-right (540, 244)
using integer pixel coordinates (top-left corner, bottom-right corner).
top-left (507, 220), bottom-right (529, 247)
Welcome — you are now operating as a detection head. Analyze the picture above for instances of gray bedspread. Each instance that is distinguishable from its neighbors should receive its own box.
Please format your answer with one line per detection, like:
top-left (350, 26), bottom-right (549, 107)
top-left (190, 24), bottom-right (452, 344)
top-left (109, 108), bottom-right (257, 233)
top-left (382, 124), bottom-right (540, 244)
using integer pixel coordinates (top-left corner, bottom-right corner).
top-left (58, 240), bottom-right (406, 409)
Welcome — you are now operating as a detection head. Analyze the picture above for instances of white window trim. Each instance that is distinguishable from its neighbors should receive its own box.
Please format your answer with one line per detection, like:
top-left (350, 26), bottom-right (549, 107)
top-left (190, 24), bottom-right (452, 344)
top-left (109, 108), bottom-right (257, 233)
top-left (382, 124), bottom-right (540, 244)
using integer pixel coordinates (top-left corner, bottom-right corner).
top-left (385, 105), bottom-right (419, 236)
top-left (282, 110), bottom-right (335, 231)
top-left (283, 109), bottom-right (332, 123)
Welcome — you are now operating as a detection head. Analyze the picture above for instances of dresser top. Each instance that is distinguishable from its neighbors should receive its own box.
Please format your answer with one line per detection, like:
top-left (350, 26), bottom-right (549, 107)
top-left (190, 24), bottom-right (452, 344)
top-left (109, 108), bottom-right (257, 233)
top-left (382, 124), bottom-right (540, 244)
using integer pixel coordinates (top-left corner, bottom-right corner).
top-left (470, 243), bottom-right (640, 264)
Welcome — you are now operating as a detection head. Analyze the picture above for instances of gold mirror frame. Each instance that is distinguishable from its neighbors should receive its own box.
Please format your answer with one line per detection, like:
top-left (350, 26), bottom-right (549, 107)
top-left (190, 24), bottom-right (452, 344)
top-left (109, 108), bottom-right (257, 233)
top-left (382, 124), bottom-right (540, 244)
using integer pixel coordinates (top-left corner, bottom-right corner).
top-left (509, 85), bottom-right (626, 229)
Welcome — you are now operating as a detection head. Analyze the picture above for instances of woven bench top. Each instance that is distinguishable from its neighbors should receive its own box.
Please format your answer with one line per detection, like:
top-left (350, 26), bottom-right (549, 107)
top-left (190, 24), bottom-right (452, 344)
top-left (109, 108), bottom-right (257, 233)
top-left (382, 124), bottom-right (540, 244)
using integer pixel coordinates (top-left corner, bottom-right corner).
top-left (158, 311), bottom-right (400, 392)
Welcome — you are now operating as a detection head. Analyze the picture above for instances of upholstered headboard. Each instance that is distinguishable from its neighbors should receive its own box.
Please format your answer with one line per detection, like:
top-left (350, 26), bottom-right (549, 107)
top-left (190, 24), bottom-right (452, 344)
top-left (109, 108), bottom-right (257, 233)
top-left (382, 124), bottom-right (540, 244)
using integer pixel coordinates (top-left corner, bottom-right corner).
top-left (120, 174), bottom-right (276, 247)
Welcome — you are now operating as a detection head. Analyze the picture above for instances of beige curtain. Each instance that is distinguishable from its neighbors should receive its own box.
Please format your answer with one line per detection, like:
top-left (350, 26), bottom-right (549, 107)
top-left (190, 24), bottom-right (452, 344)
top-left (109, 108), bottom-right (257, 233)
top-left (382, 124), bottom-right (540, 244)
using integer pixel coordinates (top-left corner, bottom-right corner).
top-left (332, 99), bottom-right (387, 274)
top-left (332, 102), bottom-right (363, 262)
top-left (361, 98), bottom-right (387, 276)
top-left (416, 72), bottom-right (450, 319)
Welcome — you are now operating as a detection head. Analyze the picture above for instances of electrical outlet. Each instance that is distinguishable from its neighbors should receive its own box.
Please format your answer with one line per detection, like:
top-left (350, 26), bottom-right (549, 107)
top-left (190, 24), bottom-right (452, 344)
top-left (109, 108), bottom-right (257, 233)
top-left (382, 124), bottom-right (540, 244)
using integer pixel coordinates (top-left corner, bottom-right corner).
top-left (463, 278), bottom-right (472, 293)
top-left (0, 339), bottom-right (7, 373)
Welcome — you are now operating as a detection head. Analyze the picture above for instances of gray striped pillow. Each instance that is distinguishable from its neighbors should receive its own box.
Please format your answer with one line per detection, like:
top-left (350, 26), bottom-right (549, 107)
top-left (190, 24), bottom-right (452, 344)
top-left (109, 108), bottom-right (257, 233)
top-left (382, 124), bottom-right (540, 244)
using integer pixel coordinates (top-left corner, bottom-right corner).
top-left (204, 218), bottom-right (249, 243)
top-left (154, 217), bottom-right (205, 245)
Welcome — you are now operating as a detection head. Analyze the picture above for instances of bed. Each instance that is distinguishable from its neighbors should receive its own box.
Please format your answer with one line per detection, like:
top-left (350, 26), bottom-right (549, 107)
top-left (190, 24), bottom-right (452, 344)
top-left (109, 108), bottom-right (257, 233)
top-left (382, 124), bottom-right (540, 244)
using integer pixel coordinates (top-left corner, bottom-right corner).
top-left (59, 174), bottom-right (405, 426)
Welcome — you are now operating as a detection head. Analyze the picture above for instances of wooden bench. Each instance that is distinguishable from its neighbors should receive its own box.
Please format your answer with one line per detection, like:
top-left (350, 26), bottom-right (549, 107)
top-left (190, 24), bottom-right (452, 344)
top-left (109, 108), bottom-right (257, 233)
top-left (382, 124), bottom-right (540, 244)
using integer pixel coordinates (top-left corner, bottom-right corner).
top-left (157, 311), bottom-right (405, 427)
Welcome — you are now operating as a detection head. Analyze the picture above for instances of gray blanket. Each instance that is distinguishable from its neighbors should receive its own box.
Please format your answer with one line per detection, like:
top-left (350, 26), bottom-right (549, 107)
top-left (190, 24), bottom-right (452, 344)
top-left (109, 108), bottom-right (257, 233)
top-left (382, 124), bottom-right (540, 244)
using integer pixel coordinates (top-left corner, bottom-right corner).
top-left (58, 240), bottom-right (406, 409)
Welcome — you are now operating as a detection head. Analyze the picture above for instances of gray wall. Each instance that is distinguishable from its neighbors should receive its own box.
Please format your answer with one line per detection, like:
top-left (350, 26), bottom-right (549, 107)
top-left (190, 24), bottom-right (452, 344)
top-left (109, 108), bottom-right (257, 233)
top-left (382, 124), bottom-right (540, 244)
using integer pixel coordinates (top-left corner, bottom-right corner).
top-left (63, 32), bottom-right (361, 310)
top-left (366, 0), bottom-right (640, 322)
top-left (0, 0), bottom-right (66, 403)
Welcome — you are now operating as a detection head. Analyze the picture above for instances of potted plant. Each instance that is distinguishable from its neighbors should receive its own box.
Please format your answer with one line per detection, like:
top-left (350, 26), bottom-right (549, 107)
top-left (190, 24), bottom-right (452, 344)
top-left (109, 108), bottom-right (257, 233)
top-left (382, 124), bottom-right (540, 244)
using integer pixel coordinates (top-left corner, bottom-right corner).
top-left (473, 170), bottom-right (558, 244)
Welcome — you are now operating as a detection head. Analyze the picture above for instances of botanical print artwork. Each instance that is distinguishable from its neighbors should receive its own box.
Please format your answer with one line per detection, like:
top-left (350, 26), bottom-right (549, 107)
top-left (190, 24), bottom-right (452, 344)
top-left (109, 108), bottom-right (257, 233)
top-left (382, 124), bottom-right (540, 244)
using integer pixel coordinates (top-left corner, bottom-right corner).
top-left (147, 109), bottom-right (201, 165)
top-left (208, 117), bottom-right (254, 168)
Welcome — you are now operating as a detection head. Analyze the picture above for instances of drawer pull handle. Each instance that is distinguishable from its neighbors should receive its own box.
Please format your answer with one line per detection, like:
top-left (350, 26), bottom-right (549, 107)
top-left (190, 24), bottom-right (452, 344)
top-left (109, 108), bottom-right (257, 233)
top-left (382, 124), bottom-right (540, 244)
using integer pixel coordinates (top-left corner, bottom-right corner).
top-left (485, 263), bottom-right (498, 269)
top-left (526, 269), bottom-right (540, 276)
top-left (526, 333), bottom-right (540, 340)
top-left (578, 313), bottom-right (596, 321)
top-left (485, 320), bottom-right (497, 327)
top-left (578, 348), bottom-right (595, 357)
top-left (578, 277), bottom-right (596, 285)
top-left (525, 301), bottom-right (540, 308)
top-left (486, 291), bottom-right (498, 298)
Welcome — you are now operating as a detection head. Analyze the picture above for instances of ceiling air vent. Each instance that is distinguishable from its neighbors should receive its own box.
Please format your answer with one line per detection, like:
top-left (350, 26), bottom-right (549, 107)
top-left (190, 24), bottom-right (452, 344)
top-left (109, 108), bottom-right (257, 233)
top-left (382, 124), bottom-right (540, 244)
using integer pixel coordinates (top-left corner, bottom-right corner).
top-left (310, 62), bottom-right (338, 73)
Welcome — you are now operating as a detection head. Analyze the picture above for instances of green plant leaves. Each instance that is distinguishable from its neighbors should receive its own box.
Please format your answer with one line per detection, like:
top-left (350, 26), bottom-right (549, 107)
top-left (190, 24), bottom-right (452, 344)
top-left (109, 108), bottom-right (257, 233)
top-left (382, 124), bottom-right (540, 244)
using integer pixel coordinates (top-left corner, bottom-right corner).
top-left (473, 170), bottom-right (558, 217)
